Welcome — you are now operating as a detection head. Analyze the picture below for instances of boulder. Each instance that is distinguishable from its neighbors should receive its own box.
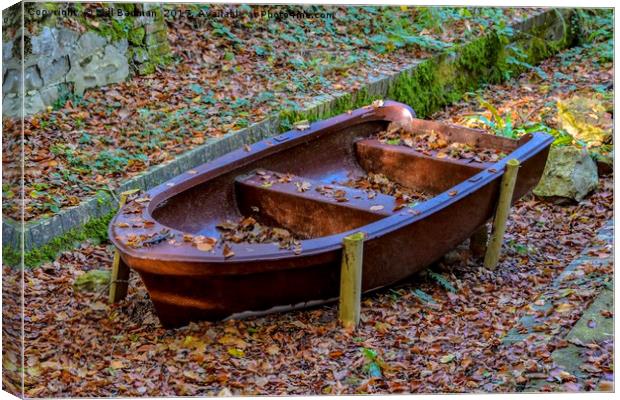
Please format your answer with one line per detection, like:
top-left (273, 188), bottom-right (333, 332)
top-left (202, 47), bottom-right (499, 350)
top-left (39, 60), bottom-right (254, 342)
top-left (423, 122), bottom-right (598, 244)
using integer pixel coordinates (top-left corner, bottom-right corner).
top-left (73, 269), bottom-right (111, 292)
top-left (533, 146), bottom-right (598, 201)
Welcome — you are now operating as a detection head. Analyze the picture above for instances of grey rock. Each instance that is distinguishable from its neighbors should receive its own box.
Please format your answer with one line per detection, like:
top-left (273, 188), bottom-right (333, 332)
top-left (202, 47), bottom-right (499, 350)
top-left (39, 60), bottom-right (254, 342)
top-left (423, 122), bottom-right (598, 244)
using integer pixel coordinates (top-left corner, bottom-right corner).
top-left (24, 65), bottom-right (43, 91)
top-left (38, 55), bottom-right (69, 85)
top-left (67, 43), bottom-right (129, 95)
top-left (31, 27), bottom-right (59, 57)
top-left (533, 146), bottom-right (598, 201)
top-left (57, 28), bottom-right (79, 54)
top-left (39, 84), bottom-right (60, 106)
top-left (2, 69), bottom-right (20, 94)
top-left (77, 31), bottom-right (106, 55)
top-left (2, 94), bottom-right (21, 118)
top-left (136, 15), bottom-right (156, 26)
top-left (60, 206), bottom-right (84, 233)
top-left (102, 44), bottom-right (130, 82)
top-left (23, 55), bottom-right (40, 69)
top-left (113, 38), bottom-right (129, 55)
top-left (2, 219), bottom-right (20, 251)
top-left (3, 40), bottom-right (13, 62)
top-left (24, 92), bottom-right (46, 115)
top-left (143, 2), bottom-right (162, 12)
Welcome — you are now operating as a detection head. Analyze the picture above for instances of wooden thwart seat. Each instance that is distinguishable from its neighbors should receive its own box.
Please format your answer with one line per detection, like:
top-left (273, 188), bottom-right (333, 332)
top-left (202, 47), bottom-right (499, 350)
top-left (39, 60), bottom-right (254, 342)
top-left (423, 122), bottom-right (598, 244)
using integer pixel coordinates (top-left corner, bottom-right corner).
top-left (355, 139), bottom-right (487, 194)
top-left (235, 170), bottom-right (399, 238)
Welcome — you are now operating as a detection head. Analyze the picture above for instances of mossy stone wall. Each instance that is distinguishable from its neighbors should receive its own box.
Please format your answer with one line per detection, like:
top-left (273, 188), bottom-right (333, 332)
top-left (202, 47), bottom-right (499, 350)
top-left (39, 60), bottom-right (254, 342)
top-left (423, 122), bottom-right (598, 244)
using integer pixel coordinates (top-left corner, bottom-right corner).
top-left (1, 2), bottom-right (172, 117)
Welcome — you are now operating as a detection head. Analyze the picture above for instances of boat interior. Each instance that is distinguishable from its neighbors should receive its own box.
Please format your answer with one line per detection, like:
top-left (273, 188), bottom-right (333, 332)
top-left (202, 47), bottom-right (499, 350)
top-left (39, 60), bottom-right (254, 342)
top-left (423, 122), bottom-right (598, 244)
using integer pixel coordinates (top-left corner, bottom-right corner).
top-left (152, 119), bottom-right (523, 242)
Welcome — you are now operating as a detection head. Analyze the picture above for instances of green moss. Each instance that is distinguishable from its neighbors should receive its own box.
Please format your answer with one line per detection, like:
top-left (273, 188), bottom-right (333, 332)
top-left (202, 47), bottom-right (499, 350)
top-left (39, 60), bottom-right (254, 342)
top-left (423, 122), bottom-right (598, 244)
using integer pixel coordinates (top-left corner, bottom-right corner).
top-left (128, 27), bottom-right (145, 46)
top-left (3, 211), bottom-right (115, 269)
top-left (137, 62), bottom-right (156, 75)
top-left (121, 3), bottom-right (136, 13)
top-left (2, 245), bottom-right (21, 268)
top-left (388, 59), bottom-right (443, 118)
top-left (278, 88), bottom-right (381, 132)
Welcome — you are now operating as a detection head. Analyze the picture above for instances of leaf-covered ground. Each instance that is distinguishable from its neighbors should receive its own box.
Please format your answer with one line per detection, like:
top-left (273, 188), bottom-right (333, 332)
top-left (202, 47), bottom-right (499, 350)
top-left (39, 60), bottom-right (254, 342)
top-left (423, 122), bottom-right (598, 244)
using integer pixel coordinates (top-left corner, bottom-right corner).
top-left (2, 175), bottom-right (612, 397)
top-left (2, 5), bottom-right (537, 220)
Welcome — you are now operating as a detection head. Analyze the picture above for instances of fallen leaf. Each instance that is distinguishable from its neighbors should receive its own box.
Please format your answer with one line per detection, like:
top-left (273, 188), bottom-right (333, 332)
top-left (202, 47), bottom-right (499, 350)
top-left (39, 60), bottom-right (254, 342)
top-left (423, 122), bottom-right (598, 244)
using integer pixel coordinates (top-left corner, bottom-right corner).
top-left (293, 120), bottom-right (310, 131)
top-left (440, 354), bottom-right (456, 363)
top-left (110, 360), bottom-right (124, 369)
top-left (223, 244), bottom-right (235, 258)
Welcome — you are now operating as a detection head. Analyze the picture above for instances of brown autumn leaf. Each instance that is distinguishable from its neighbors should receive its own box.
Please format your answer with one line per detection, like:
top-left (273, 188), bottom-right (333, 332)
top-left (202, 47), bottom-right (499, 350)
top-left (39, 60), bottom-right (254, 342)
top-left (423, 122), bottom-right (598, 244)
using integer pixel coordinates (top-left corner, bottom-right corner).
top-left (223, 244), bottom-right (235, 258)
top-left (196, 239), bottom-right (217, 252)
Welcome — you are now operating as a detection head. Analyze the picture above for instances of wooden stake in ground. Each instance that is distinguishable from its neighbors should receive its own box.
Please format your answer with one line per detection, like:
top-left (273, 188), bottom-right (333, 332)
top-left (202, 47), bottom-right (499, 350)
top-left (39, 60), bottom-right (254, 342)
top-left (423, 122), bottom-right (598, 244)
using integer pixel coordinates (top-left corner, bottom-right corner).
top-left (484, 159), bottom-right (520, 270)
top-left (338, 232), bottom-right (365, 330)
top-left (109, 189), bottom-right (140, 304)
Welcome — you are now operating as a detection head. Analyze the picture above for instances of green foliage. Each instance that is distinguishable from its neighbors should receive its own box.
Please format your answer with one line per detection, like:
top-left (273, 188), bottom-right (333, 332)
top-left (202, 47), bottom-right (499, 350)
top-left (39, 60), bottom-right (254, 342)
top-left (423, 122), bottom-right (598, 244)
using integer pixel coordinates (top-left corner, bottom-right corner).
top-left (429, 272), bottom-right (457, 293)
top-left (574, 9), bottom-right (613, 44)
top-left (466, 98), bottom-right (518, 139)
top-left (467, 97), bottom-right (588, 147)
top-left (211, 21), bottom-right (242, 45)
top-left (51, 144), bottom-right (147, 177)
top-left (360, 348), bottom-right (383, 378)
top-left (53, 84), bottom-right (83, 110)
top-left (412, 288), bottom-right (437, 306)
top-left (513, 122), bottom-right (580, 147)
top-left (507, 240), bottom-right (530, 256)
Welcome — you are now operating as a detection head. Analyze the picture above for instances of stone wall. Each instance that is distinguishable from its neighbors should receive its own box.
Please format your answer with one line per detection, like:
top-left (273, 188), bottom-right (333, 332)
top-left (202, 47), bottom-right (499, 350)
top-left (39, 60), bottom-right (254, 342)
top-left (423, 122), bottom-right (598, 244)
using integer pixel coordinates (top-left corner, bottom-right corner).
top-left (2, 2), bottom-right (171, 117)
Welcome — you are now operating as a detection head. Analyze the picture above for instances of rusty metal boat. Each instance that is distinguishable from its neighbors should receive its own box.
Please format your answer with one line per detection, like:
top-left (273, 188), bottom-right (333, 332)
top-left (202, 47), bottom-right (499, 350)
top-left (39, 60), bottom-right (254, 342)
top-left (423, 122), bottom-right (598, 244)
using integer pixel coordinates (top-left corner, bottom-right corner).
top-left (109, 101), bottom-right (553, 327)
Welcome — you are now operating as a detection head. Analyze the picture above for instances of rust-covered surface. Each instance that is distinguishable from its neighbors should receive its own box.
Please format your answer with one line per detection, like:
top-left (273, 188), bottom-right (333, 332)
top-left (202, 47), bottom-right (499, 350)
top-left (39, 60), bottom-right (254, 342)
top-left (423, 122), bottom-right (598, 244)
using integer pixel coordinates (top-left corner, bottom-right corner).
top-left (109, 101), bottom-right (553, 327)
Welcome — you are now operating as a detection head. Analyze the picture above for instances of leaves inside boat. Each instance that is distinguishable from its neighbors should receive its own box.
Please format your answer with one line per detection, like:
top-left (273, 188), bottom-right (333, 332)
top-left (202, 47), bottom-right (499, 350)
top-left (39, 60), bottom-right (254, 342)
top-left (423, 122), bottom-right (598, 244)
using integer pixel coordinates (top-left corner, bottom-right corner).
top-left (216, 216), bottom-right (303, 253)
top-left (377, 122), bottom-right (507, 163)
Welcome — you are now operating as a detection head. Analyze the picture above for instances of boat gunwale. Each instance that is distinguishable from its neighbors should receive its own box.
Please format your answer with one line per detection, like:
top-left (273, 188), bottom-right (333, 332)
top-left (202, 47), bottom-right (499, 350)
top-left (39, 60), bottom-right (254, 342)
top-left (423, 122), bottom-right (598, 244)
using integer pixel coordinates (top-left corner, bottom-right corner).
top-left (109, 101), bottom-right (554, 267)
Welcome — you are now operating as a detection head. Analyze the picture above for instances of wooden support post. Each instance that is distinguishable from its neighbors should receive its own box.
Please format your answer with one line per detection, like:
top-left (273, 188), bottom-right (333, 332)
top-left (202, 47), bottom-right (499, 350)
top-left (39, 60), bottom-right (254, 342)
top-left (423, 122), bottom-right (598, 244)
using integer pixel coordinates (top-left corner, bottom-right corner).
top-left (338, 232), bottom-right (365, 330)
top-left (484, 159), bottom-right (520, 270)
top-left (109, 189), bottom-right (140, 304)
top-left (470, 225), bottom-right (489, 258)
